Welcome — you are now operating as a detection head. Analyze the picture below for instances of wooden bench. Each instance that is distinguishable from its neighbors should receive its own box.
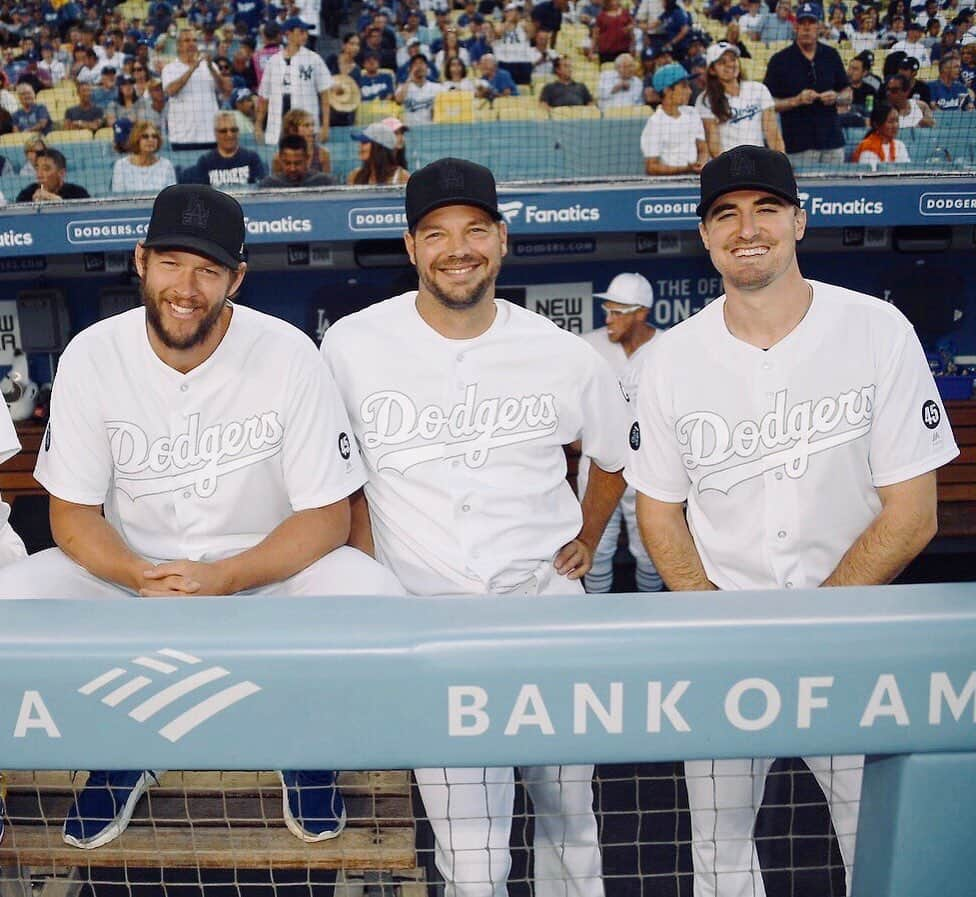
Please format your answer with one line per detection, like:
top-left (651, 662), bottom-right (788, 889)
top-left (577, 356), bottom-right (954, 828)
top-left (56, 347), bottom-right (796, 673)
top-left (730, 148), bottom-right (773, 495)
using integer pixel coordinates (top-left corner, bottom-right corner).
top-left (0, 771), bottom-right (425, 897)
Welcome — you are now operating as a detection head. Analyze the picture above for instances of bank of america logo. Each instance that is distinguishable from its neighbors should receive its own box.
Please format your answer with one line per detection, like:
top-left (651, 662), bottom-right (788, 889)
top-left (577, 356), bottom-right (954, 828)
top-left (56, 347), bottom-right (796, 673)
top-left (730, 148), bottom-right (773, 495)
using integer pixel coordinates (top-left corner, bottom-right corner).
top-left (77, 648), bottom-right (261, 743)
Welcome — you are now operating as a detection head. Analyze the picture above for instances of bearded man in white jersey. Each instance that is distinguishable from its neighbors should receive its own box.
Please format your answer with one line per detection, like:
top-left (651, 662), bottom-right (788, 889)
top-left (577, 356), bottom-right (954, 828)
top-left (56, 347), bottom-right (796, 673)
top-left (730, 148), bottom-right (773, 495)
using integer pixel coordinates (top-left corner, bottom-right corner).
top-left (322, 157), bottom-right (632, 897)
top-left (0, 184), bottom-right (404, 852)
top-left (626, 145), bottom-right (959, 897)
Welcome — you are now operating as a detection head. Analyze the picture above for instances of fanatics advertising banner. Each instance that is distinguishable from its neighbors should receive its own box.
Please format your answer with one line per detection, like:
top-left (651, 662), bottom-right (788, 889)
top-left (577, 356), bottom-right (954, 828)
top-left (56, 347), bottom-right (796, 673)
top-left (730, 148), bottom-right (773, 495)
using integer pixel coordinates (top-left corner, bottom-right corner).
top-left (0, 584), bottom-right (974, 770)
top-left (0, 178), bottom-right (975, 256)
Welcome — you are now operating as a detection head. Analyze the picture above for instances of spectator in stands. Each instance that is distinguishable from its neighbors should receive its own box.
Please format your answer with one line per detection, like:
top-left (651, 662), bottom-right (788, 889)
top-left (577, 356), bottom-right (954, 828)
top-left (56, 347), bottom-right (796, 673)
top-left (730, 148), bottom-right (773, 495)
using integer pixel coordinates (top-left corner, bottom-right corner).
top-left (359, 50), bottom-right (396, 101)
top-left (591, 0), bottom-right (634, 63)
top-left (230, 47), bottom-right (258, 91)
top-left (397, 39), bottom-right (439, 82)
top-left (737, 0), bottom-right (767, 38)
top-left (259, 133), bottom-right (335, 187)
top-left (105, 75), bottom-right (141, 126)
top-left (922, 17), bottom-right (943, 51)
top-left (212, 56), bottom-right (236, 108)
top-left (928, 50), bottom-right (975, 108)
top-left (852, 99), bottom-right (910, 165)
top-left (539, 55), bottom-right (594, 107)
top-left (598, 52), bottom-right (644, 109)
top-left (723, 21), bottom-right (753, 58)
top-left (138, 78), bottom-right (168, 136)
top-left (838, 49), bottom-right (878, 123)
top-left (443, 56), bottom-right (477, 90)
top-left (256, 18), bottom-right (332, 148)
top-left (279, 107), bottom-right (332, 174)
top-left (849, 4), bottom-right (881, 51)
top-left (381, 114), bottom-right (409, 169)
top-left (640, 62), bottom-right (708, 173)
top-left (435, 26), bottom-right (471, 76)
top-left (162, 29), bottom-right (223, 151)
top-left (933, 24), bottom-right (959, 61)
top-left (493, 6), bottom-right (534, 84)
top-left (884, 71), bottom-right (936, 124)
top-left (765, 2), bottom-right (851, 164)
top-left (710, 0), bottom-right (743, 26)
top-left (826, 5), bottom-right (851, 40)
top-left (64, 81), bottom-right (106, 134)
top-left (655, 0), bottom-right (694, 56)
top-left (883, 12), bottom-right (907, 46)
top-left (11, 84), bottom-right (49, 135)
top-left (18, 136), bottom-right (46, 177)
top-left (895, 54), bottom-right (932, 102)
top-left (891, 20), bottom-right (932, 63)
top-left (111, 120), bottom-right (177, 193)
top-left (474, 53), bottom-right (518, 99)
top-left (918, 0), bottom-right (946, 30)
top-left (229, 87), bottom-right (256, 130)
top-left (195, 110), bottom-right (266, 187)
top-left (38, 41), bottom-right (65, 83)
top-left (530, 29), bottom-right (558, 77)
top-left (960, 35), bottom-right (976, 89)
top-left (16, 147), bottom-right (89, 202)
top-left (531, 0), bottom-right (570, 46)
top-left (92, 66), bottom-right (118, 108)
top-left (347, 121), bottom-right (409, 184)
top-left (760, 0), bottom-right (797, 43)
top-left (98, 30), bottom-right (126, 74)
top-left (697, 41), bottom-right (784, 155)
top-left (326, 33), bottom-right (362, 85)
top-left (357, 26), bottom-right (397, 72)
top-left (131, 59), bottom-right (153, 98)
top-left (464, 15), bottom-right (494, 64)
top-left (395, 55), bottom-right (443, 124)
top-left (0, 72), bottom-right (18, 117)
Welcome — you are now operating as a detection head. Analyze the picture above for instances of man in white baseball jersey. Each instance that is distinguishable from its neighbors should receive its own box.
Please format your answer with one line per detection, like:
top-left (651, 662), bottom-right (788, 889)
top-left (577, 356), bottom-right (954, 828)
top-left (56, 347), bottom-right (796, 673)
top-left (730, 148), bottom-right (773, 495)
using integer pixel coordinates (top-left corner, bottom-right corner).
top-left (322, 158), bottom-right (631, 897)
top-left (0, 184), bottom-right (404, 851)
top-left (162, 29), bottom-right (225, 150)
top-left (627, 145), bottom-right (959, 897)
top-left (579, 273), bottom-right (662, 593)
top-left (256, 17), bottom-right (332, 148)
top-left (0, 400), bottom-right (27, 847)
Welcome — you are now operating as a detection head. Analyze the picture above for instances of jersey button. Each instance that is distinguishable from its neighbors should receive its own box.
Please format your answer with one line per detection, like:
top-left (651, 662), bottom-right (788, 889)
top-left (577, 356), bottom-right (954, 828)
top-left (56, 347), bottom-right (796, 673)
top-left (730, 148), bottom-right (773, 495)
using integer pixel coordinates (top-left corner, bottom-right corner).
top-left (461, 503), bottom-right (471, 512)
top-left (785, 581), bottom-right (794, 589)
top-left (777, 530), bottom-right (787, 539)
top-left (183, 491), bottom-right (191, 499)
top-left (761, 362), bottom-right (772, 371)
top-left (456, 353), bottom-right (465, 362)
top-left (180, 384), bottom-right (189, 392)
top-left (775, 472), bottom-right (784, 480)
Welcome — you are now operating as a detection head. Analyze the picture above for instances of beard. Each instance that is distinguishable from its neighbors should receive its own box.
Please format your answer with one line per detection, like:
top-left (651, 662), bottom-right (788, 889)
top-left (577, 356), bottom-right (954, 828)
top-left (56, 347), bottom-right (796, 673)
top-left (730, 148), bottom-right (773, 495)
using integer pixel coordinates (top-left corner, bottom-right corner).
top-left (142, 280), bottom-right (227, 351)
top-left (419, 255), bottom-right (498, 311)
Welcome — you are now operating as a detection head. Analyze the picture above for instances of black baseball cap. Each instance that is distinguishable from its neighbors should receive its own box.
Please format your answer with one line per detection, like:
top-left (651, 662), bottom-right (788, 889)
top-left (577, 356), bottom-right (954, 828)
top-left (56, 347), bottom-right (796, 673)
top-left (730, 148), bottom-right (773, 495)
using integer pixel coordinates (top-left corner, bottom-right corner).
top-left (143, 184), bottom-right (246, 269)
top-left (697, 145), bottom-right (800, 219)
top-left (405, 157), bottom-right (502, 231)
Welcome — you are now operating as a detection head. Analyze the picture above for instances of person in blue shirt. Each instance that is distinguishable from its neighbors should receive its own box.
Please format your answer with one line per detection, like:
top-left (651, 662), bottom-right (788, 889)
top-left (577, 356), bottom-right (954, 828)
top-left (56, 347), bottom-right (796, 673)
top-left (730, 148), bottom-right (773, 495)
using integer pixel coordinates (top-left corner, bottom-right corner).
top-left (359, 51), bottom-right (396, 101)
top-left (235, 0), bottom-right (265, 35)
top-left (657, 0), bottom-right (694, 56)
top-left (928, 51), bottom-right (976, 108)
top-left (464, 15), bottom-right (493, 63)
top-left (474, 53), bottom-right (519, 98)
top-left (11, 83), bottom-right (50, 135)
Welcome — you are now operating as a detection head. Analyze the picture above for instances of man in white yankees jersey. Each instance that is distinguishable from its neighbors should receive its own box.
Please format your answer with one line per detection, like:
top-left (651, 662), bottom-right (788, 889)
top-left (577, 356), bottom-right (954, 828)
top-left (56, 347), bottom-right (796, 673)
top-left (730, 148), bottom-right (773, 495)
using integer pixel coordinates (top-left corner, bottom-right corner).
top-left (626, 145), bottom-right (959, 897)
top-left (579, 272), bottom-right (662, 594)
top-left (0, 184), bottom-right (403, 852)
top-left (322, 157), bottom-right (630, 897)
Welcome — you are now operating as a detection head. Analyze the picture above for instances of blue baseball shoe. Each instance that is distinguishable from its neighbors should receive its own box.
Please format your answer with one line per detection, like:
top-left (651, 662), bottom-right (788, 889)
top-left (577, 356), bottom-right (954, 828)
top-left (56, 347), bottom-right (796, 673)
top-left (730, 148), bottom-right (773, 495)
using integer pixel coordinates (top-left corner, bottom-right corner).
top-left (279, 770), bottom-right (346, 842)
top-left (62, 770), bottom-right (161, 849)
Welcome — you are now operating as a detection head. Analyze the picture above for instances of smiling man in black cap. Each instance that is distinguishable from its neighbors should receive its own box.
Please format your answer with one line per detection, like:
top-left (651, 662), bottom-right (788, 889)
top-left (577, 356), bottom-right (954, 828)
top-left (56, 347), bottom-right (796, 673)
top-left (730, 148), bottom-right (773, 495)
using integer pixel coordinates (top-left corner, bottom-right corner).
top-left (0, 183), bottom-right (404, 851)
top-left (627, 144), bottom-right (958, 897)
top-left (321, 158), bottom-right (630, 897)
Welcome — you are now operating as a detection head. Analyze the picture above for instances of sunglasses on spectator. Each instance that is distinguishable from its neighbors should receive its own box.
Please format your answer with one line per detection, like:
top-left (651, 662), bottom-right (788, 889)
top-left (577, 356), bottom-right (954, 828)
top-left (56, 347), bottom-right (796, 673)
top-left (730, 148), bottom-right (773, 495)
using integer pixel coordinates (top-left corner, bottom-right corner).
top-left (602, 303), bottom-right (644, 317)
top-left (217, 126), bottom-right (239, 133)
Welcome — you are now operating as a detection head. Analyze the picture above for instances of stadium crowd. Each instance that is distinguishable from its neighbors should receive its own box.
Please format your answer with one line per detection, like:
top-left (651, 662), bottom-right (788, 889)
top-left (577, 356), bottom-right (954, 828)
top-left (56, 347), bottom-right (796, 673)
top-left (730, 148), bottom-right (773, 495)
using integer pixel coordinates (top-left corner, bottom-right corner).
top-left (0, 0), bottom-right (971, 197)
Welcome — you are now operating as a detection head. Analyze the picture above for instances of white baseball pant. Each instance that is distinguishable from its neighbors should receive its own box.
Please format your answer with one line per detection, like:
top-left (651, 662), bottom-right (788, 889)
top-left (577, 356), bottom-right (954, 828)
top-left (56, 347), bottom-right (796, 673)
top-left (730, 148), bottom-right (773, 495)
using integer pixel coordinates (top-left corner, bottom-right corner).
top-left (684, 755), bottom-right (863, 897)
top-left (578, 479), bottom-right (661, 594)
top-left (415, 571), bottom-right (604, 897)
top-left (0, 544), bottom-right (406, 599)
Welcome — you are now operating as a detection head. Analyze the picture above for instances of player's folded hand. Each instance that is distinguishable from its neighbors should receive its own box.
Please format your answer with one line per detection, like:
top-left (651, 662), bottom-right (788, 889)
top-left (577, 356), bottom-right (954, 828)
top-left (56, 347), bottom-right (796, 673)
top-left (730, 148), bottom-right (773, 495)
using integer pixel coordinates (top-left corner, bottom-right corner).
top-left (139, 559), bottom-right (230, 597)
top-left (553, 538), bottom-right (593, 580)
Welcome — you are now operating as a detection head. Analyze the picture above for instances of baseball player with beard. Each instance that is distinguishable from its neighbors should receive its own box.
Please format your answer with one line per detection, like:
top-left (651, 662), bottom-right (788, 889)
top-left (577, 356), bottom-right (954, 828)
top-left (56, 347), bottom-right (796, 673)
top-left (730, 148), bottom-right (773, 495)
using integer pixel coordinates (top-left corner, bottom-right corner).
top-left (321, 157), bottom-right (630, 897)
top-left (0, 184), bottom-right (404, 851)
top-left (579, 273), bottom-right (662, 593)
top-left (626, 145), bottom-right (959, 897)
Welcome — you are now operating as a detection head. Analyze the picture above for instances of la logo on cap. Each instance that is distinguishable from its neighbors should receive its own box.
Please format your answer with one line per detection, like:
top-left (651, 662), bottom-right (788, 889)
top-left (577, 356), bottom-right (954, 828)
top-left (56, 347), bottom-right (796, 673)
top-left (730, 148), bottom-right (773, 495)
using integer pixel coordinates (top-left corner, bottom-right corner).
top-left (439, 167), bottom-right (465, 192)
top-left (182, 195), bottom-right (209, 229)
top-left (730, 153), bottom-right (757, 179)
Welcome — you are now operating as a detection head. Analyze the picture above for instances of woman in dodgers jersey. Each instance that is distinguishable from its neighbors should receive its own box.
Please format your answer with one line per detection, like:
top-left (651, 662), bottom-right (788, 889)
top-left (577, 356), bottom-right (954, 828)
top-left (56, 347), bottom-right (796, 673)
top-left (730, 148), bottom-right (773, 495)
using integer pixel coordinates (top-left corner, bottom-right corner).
top-left (322, 158), bottom-right (632, 897)
top-left (626, 146), bottom-right (958, 897)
